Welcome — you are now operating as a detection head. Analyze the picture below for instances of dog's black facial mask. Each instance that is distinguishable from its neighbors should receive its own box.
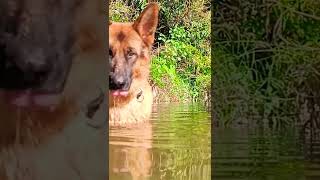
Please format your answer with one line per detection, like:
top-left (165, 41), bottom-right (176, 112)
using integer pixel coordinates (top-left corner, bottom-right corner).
top-left (109, 47), bottom-right (137, 91)
top-left (0, 0), bottom-right (79, 93)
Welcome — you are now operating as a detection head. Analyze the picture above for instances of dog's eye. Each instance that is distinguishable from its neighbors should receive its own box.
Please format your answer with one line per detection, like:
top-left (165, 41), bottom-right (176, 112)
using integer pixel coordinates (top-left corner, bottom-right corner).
top-left (126, 49), bottom-right (137, 59)
top-left (127, 52), bottom-right (136, 58)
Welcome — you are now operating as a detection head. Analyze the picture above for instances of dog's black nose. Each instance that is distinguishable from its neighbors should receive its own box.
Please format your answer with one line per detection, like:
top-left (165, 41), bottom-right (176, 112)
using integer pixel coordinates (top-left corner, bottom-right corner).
top-left (23, 50), bottom-right (51, 73)
top-left (0, 48), bottom-right (51, 90)
top-left (109, 75), bottom-right (131, 91)
top-left (114, 76), bottom-right (126, 88)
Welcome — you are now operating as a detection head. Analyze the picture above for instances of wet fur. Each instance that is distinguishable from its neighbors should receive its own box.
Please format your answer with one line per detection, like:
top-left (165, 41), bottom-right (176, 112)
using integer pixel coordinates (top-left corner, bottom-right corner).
top-left (109, 3), bottom-right (159, 126)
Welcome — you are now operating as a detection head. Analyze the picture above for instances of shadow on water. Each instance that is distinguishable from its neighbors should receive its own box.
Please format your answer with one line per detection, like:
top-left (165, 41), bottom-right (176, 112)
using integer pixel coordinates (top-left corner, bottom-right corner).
top-left (109, 103), bottom-right (211, 180)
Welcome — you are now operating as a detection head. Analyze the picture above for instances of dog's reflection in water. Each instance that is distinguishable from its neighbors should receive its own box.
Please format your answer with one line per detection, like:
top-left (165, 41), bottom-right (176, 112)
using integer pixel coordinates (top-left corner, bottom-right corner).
top-left (109, 121), bottom-right (153, 180)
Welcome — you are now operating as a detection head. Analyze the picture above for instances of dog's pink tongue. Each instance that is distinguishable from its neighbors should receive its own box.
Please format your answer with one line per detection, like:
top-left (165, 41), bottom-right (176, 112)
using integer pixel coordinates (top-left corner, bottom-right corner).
top-left (11, 92), bottom-right (30, 107)
top-left (119, 91), bottom-right (129, 96)
top-left (33, 94), bottom-right (60, 106)
top-left (111, 90), bottom-right (129, 97)
top-left (6, 91), bottom-right (60, 107)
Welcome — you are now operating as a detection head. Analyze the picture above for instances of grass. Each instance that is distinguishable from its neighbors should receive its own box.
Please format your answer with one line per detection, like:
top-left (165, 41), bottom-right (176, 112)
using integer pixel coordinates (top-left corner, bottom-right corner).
top-left (213, 0), bottom-right (320, 127)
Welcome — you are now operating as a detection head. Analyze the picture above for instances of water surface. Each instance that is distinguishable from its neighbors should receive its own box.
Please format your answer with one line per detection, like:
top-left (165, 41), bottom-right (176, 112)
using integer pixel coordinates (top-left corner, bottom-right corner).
top-left (109, 103), bottom-right (211, 180)
top-left (213, 125), bottom-right (320, 179)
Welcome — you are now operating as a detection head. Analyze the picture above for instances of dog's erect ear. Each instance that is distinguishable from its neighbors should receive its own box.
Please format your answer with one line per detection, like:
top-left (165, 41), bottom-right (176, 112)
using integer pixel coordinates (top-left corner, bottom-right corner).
top-left (133, 3), bottom-right (159, 47)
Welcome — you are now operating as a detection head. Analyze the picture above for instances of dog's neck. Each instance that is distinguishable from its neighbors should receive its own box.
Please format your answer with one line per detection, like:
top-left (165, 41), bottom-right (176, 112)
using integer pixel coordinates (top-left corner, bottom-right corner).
top-left (0, 98), bottom-right (78, 147)
top-left (109, 87), bottom-right (145, 107)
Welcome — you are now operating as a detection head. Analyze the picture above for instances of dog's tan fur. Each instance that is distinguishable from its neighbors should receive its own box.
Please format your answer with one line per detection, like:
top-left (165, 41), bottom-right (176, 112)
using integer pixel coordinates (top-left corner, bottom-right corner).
top-left (109, 3), bottom-right (159, 126)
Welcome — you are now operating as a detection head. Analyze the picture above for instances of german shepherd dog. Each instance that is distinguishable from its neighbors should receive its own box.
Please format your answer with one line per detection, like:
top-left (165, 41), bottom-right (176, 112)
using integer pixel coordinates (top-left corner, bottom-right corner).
top-left (109, 3), bottom-right (159, 126)
top-left (0, 0), bottom-right (107, 179)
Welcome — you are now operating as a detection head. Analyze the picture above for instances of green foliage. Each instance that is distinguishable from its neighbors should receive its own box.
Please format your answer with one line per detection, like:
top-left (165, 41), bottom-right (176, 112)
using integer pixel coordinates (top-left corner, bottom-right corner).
top-left (110, 0), bottom-right (211, 103)
top-left (152, 24), bottom-right (211, 102)
top-left (109, 1), bottom-right (134, 21)
top-left (214, 0), bottom-right (320, 127)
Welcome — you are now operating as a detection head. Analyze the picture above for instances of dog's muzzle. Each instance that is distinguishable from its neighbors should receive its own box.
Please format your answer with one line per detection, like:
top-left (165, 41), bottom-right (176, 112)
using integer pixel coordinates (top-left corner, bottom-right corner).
top-left (0, 44), bottom-right (72, 108)
top-left (109, 72), bottom-right (132, 90)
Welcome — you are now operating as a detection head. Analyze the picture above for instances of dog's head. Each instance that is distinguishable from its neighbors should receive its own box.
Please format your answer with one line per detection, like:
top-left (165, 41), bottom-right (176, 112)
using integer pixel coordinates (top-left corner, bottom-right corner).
top-left (0, 0), bottom-right (105, 110)
top-left (0, 0), bottom-right (106, 145)
top-left (109, 3), bottom-right (159, 97)
top-left (0, 0), bottom-right (80, 108)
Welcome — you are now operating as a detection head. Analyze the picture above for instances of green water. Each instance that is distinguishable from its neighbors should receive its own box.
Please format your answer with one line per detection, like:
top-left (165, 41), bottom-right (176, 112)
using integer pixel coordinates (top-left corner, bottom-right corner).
top-left (109, 103), bottom-right (320, 180)
top-left (109, 103), bottom-right (211, 180)
top-left (213, 125), bottom-right (320, 180)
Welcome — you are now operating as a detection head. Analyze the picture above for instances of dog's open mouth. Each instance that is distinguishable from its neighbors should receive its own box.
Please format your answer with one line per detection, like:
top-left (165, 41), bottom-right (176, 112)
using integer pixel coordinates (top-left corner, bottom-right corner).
top-left (2, 90), bottom-right (61, 109)
top-left (110, 90), bottom-right (129, 97)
